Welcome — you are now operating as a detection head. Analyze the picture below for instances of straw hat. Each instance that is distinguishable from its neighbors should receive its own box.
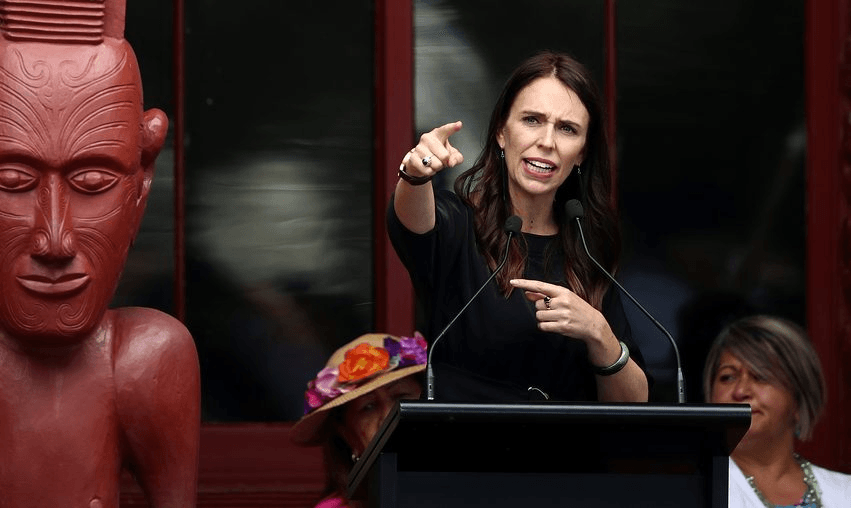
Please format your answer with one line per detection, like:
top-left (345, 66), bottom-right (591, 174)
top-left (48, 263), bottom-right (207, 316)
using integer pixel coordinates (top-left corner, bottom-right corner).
top-left (290, 332), bottom-right (428, 445)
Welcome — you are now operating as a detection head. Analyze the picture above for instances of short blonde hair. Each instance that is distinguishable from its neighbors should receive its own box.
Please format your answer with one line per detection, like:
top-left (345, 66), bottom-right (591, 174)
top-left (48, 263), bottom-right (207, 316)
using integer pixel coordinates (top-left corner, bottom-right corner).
top-left (702, 315), bottom-right (826, 440)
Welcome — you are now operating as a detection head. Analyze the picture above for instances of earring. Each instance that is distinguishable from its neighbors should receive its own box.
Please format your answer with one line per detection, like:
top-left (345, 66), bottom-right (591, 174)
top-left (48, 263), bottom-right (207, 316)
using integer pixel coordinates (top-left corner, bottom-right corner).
top-left (575, 165), bottom-right (582, 176)
top-left (500, 148), bottom-right (509, 208)
top-left (351, 453), bottom-right (360, 462)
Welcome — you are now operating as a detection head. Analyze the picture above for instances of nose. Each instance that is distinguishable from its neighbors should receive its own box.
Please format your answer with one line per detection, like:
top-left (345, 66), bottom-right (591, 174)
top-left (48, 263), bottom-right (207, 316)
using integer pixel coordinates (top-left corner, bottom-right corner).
top-left (731, 376), bottom-right (753, 401)
top-left (538, 124), bottom-right (556, 149)
top-left (31, 173), bottom-right (76, 263)
top-left (377, 397), bottom-right (396, 422)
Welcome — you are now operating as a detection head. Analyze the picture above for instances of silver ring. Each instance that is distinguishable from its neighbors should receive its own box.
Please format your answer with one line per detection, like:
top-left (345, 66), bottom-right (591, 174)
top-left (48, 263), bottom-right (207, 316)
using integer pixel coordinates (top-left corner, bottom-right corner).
top-left (543, 296), bottom-right (551, 310)
top-left (422, 156), bottom-right (432, 167)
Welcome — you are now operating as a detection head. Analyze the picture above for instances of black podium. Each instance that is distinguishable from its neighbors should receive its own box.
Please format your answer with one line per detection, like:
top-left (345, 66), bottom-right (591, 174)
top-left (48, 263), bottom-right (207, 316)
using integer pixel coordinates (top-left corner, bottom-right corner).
top-left (347, 402), bottom-right (750, 508)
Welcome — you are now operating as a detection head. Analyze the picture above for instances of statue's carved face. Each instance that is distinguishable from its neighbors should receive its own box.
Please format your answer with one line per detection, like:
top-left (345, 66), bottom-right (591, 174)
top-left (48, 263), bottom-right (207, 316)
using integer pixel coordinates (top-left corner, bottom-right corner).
top-left (0, 40), bottom-right (166, 344)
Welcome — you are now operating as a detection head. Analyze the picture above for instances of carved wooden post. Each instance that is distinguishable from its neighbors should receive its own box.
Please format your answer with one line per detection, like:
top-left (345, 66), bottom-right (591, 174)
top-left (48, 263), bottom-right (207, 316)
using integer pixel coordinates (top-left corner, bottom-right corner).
top-left (0, 0), bottom-right (201, 505)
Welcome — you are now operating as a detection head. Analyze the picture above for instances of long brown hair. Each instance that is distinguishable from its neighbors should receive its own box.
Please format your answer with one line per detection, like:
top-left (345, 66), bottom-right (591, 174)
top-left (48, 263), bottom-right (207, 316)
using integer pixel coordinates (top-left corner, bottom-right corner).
top-left (454, 51), bottom-right (619, 309)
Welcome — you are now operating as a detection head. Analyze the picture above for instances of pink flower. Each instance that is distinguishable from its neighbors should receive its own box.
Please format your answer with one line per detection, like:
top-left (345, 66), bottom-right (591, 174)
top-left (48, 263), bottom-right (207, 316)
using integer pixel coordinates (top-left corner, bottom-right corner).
top-left (304, 366), bottom-right (343, 412)
top-left (314, 367), bottom-right (341, 396)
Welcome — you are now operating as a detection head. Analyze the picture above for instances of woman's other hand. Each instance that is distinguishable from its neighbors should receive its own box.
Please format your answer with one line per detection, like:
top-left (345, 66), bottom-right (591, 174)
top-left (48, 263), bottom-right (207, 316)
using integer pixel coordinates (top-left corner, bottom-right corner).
top-left (509, 279), bottom-right (609, 349)
top-left (509, 278), bottom-right (648, 402)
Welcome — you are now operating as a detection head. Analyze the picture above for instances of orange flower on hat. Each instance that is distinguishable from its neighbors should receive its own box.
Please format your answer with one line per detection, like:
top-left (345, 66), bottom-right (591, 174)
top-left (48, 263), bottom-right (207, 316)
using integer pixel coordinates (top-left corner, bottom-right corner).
top-left (337, 343), bottom-right (390, 383)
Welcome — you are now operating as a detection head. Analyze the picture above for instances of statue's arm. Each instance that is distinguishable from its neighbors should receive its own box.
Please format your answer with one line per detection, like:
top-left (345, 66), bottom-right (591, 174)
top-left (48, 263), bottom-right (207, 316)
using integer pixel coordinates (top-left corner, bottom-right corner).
top-left (113, 307), bottom-right (201, 507)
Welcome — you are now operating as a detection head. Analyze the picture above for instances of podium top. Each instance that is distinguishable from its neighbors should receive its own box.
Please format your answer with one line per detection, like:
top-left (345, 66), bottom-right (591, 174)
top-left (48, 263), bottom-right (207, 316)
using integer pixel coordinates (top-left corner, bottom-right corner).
top-left (387, 401), bottom-right (750, 422)
top-left (348, 401), bottom-right (750, 498)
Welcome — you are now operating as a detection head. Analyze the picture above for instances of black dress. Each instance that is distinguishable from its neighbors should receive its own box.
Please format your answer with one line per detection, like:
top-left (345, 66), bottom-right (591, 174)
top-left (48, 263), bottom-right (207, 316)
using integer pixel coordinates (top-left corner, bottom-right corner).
top-left (387, 189), bottom-right (646, 402)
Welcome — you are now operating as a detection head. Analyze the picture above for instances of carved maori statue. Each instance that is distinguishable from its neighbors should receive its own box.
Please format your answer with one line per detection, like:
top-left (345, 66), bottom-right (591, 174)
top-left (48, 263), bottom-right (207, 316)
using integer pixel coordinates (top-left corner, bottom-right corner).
top-left (0, 0), bottom-right (200, 505)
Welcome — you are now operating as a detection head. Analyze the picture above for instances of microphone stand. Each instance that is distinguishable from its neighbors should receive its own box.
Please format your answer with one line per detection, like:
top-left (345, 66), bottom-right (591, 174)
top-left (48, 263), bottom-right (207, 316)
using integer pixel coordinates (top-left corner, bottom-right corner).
top-left (426, 217), bottom-right (521, 400)
top-left (568, 201), bottom-right (686, 403)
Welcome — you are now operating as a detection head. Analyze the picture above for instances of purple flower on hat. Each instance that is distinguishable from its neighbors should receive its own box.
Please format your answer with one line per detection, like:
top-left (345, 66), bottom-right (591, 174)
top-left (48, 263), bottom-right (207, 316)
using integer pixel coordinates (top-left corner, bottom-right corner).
top-left (398, 332), bottom-right (428, 367)
top-left (314, 367), bottom-right (342, 397)
top-left (383, 336), bottom-right (401, 359)
top-left (303, 366), bottom-right (343, 414)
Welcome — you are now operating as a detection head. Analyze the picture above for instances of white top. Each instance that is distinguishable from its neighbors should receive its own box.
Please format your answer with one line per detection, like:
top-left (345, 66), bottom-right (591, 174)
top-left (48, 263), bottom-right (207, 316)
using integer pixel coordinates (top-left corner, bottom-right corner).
top-left (729, 458), bottom-right (851, 507)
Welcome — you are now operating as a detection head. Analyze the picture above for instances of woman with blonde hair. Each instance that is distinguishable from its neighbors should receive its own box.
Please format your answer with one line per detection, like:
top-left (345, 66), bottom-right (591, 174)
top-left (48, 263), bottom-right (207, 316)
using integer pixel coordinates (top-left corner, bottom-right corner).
top-left (704, 315), bottom-right (851, 507)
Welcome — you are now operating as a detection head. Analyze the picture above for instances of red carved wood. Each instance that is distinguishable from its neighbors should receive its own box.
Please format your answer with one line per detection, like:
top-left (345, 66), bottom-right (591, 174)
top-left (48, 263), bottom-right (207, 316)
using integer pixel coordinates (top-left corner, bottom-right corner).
top-left (0, 0), bottom-right (201, 504)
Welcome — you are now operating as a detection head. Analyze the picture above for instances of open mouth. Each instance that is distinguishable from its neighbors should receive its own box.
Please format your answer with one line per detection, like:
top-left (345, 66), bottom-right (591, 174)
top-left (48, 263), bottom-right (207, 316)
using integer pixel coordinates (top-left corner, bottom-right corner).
top-left (17, 274), bottom-right (90, 297)
top-left (524, 159), bottom-right (556, 174)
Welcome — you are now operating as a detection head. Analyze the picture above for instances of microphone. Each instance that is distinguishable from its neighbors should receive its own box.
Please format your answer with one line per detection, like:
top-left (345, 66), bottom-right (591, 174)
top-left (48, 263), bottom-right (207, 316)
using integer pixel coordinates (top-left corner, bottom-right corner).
top-left (566, 200), bottom-right (686, 403)
top-left (426, 215), bottom-right (523, 400)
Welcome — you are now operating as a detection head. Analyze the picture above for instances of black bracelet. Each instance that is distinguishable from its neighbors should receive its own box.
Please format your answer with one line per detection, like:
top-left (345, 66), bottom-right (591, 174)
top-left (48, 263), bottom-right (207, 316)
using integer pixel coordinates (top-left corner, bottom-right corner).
top-left (398, 166), bottom-right (432, 186)
top-left (593, 341), bottom-right (630, 376)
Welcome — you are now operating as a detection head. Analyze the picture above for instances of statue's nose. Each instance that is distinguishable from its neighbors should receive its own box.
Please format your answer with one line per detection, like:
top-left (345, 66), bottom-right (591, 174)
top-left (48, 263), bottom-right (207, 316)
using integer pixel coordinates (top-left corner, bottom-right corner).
top-left (31, 174), bottom-right (76, 263)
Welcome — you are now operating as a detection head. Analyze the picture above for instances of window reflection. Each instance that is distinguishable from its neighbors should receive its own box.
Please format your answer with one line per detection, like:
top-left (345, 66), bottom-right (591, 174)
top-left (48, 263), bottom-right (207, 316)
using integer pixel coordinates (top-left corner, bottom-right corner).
top-left (616, 2), bottom-right (805, 402)
top-left (183, 1), bottom-right (374, 421)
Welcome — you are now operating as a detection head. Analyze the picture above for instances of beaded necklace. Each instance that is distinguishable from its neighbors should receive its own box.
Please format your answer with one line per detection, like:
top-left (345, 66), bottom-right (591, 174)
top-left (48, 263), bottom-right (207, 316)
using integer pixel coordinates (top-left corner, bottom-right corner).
top-left (745, 454), bottom-right (823, 508)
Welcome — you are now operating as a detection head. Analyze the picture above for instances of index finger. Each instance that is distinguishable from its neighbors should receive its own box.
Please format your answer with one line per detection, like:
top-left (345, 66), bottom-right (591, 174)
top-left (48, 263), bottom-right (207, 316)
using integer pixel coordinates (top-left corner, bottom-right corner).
top-left (509, 278), bottom-right (561, 295)
top-left (522, 290), bottom-right (547, 303)
top-left (432, 121), bottom-right (463, 143)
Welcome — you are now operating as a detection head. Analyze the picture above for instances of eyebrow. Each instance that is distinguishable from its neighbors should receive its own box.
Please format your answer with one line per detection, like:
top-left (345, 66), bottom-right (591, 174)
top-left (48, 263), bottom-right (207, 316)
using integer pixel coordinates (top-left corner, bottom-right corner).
top-left (520, 109), bottom-right (584, 129)
top-left (714, 364), bottom-right (740, 375)
top-left (70, 153), bottom-right (131, 173)
top-left (0, 150), bottom-right (130, 175)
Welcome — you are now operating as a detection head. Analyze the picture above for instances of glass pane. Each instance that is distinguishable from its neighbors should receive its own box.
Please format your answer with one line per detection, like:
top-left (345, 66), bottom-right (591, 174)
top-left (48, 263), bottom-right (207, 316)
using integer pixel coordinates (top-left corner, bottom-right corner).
top-left (112, 0), bottom-right (175, 312)
top-left (185, 1), bottom-right (375, 421)
top-left (617, 1), bottom-right (806, 401)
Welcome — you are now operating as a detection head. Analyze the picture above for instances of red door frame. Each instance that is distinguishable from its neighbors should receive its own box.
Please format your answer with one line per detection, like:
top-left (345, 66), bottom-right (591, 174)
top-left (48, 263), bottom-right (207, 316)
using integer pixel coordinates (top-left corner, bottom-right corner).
top-left (373, 0), bottom-right (416, 335)
top-left (801, 0), bottom-right (850, 472)
top-left (173, 0), bottom-right (187, 323)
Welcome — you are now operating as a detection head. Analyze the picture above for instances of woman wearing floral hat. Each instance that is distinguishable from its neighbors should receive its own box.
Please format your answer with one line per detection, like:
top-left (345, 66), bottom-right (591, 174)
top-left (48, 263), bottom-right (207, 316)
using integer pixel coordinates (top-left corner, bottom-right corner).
top-left (291, 333), bottom-right (428, 508)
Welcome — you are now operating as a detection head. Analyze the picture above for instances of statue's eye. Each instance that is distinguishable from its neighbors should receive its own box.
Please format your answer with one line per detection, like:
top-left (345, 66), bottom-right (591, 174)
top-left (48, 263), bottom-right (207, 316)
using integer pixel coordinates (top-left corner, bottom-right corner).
top-left (0, 167), bottom-right (37, 192)
top-left (68, 169), bottom-right (119, 194)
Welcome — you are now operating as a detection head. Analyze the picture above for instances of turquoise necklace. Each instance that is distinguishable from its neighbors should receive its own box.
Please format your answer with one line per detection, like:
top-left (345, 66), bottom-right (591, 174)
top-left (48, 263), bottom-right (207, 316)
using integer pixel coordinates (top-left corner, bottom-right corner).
top-left (745, 454), bottom-right (823, 508)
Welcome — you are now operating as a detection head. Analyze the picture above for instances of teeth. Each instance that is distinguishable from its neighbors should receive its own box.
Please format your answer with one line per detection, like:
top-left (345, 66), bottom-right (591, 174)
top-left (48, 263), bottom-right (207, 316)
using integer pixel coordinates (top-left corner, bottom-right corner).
top-left (526, 159), bottom-right (554, 171)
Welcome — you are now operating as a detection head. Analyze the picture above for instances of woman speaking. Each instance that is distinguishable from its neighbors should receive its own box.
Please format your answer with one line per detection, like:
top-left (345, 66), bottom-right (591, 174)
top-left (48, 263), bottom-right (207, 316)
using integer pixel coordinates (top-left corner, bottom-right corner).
top-left (388, 51), bottom-right (648, 403)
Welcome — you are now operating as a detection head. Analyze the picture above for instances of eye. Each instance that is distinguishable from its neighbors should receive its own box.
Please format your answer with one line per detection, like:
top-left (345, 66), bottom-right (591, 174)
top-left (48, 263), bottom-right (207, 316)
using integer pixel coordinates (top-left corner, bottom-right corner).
top-left (68, 169), bottom-right (120, 194)
top-left (522, 116), bottom-right (540, 125)
top-left (560, 124), bottom-right (577, 134)
top-left (0, 166), bottom-right (38, 192)
top-left (353, 395), bottom-right (378, 413)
